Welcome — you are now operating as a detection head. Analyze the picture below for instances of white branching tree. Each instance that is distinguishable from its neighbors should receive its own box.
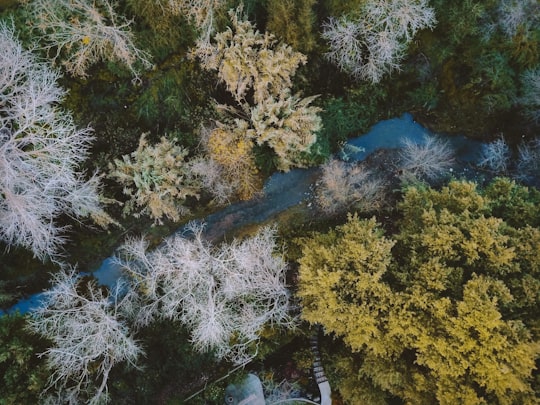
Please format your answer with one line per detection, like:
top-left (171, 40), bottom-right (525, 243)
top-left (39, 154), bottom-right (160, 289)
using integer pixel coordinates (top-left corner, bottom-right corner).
top-left (316, 158), bottom-right (387, 214)
top-left (321, 16), bottom-right (365, 76)
top-left (478, 137), bottom-right (511, 174)
top-left (165, 0), bottom-right (225, 33)
top-left (114, 222), bottom-right (294, 364)
top-left (478, 136), bottom-right (540, 180)
top-left (27, 0), bottom-right (152, 79)
top-left (517, 138), bottom-right (540, 180)
top-left (0, 23), bottom-right (112, 261)
top-left (520, 68), bottom-right (540, 124)
top-left (28, 269), bottom-right (142, 405)
top-left (322, 0), bottom-right (437, 83)
top-left (398, 135), bottom-right (455, 181)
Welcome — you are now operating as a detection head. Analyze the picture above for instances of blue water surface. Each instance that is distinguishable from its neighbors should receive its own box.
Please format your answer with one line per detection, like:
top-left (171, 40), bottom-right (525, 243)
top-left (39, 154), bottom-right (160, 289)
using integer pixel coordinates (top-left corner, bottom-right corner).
top-left (2, 114), bottom-right (486, 314)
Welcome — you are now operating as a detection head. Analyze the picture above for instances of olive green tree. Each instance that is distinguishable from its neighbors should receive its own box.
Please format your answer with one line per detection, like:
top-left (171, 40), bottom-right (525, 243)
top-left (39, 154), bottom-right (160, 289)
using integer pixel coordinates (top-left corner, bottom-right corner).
top-left (0, 313), bottom-right (49, 405)
top-left (265, 0), bottom-right (318, 53)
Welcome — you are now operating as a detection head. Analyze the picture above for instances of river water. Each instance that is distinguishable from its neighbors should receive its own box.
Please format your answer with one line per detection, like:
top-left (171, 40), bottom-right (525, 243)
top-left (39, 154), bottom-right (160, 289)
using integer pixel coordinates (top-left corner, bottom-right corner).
top-left (2, 113), bottom-right (485, 314)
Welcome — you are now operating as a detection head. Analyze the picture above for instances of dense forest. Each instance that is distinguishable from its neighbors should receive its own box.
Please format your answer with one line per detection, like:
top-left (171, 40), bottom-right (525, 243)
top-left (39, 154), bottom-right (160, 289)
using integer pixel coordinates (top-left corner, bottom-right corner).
top-left (0, 0), bottom-right (539, 404)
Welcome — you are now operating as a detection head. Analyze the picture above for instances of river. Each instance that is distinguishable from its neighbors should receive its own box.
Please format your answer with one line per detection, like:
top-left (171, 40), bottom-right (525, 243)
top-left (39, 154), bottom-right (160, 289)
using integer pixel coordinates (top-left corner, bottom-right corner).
top-left (2, 113), bottom-right (485, 314)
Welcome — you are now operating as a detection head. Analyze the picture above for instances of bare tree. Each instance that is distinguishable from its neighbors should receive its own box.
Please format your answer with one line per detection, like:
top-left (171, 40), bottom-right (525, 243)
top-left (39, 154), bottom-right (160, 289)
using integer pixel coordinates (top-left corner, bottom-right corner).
top-left (322, 0), bottom-right (436, 83)
top-left (398, 135), bottom-right (455, 182)
top-left (477, 137), bottom-right (511, 174)
top-left (189, 154), bottom-right (236, 204)
top-left (315, 158), bottom-right (387, 214)
top-left (0, 23), bottom-right (112, 261)
top-left (520, 68), bottom-right (540, 124)
top-left (321, 17), bottom-right (365, 77)
top-left (516, 138), bottom-right (540, 181)
top-left (166, 0), bottom-right (225, 33)
top-left (27, 0), bottom-right (152, 80)
top-left (28, 269), bottom-right (142, 405)
top-left (114, 222), bottom-right (294, 364)
top-left (364, 0), bottom-right (437, 41)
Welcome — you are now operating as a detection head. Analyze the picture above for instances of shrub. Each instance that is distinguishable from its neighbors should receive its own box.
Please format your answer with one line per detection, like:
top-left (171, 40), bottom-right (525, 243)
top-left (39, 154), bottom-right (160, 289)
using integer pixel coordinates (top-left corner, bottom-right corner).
top-left (192, 7), bottom-right (307, 105)
top-left (108, 134), bottom-right (203, 223)
top-left (0, 313), bottom-right (49, 404)
top-left (202, 122), bottom-right (262, 201)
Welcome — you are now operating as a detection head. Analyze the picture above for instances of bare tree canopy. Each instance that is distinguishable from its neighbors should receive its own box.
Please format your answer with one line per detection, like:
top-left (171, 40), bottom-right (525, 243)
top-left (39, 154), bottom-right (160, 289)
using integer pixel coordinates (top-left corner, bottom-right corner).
top-left (0, 23), bottom-right (112, 261)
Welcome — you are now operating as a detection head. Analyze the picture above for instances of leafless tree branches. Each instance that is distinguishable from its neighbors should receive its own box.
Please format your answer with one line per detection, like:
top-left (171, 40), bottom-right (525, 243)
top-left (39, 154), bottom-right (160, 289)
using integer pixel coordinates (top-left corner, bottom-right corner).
top-left (114, 222), bottom-right (294, 364)
top-left (28, 269), bottom-right (142, 404)
top-left (315, 158), bottom-right (387, 214)
top-left (27, 0), bottom-right (152, 80)
top-left (322, 0), bottom-right (436, 83)
top-left (478, 137), bottom-right (511, 174)
top-left (0, 23), bottom-right (112, 260)
top-left (398, 135), bottom-right (455, 182)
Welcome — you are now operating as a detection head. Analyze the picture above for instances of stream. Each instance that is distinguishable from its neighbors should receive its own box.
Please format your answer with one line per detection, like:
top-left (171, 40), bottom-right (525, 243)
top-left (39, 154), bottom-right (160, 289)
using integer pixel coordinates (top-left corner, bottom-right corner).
top-left (2, 113), bottom-right (485, 315)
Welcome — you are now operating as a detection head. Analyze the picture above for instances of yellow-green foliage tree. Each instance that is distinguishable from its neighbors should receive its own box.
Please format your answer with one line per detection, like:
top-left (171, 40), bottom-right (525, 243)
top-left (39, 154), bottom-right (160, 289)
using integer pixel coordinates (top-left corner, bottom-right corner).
top-left (265, 0), bottom-right (318, 53)
top-left (192, 8), bottom-right (322, 198)
top-left (297, 178), bottom-right (540, 404)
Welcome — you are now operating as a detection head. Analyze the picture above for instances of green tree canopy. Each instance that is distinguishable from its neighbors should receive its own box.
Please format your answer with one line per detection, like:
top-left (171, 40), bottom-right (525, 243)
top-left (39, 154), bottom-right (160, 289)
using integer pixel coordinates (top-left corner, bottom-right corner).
top-left (297, 178), bottom-right (540, 404)
top-left (0, 313), bottom-right (49, 405)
